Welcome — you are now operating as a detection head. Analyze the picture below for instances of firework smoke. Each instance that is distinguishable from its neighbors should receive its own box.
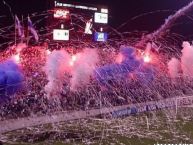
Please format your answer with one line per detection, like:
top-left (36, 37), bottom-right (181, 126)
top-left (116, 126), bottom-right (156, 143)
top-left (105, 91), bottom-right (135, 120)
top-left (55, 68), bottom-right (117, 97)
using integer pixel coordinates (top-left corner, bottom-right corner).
top-left (168, 58), bottom-right (180, 78)
top-left (137, 1), bottom-right (193, 48)
top-left (0, 60), bottom-right (23, 104)
top-left (44, 50), bottom-right (71, 98)
top-left (181, 41), bottom-right (193, 77)
top-left (70, 48), bottom-right (99, 90)
top-left (44, 48), bottom-right (99, 96)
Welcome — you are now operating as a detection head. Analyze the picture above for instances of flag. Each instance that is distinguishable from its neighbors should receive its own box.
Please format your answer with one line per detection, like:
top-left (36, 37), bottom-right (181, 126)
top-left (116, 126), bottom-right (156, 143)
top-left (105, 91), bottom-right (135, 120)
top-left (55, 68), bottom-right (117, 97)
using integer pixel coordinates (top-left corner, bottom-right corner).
top-left (28, 16), bottom-right (39, 42)
top-left (15, 15), bottom-right (24, 38)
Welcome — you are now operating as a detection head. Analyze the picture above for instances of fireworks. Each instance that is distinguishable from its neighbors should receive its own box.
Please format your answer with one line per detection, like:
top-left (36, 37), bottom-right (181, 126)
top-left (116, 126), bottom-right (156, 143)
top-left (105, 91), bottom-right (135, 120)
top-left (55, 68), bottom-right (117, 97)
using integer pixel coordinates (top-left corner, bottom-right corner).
top-left (143, 54), bottom-right (151, 63)
top-left (1, 1), bottom-right (193, 144)
top-left (46, 49), bottom-right (51, 55)
top-left (13, 53), bottom-right (20, 63)
top-left (69, 55), bottom-right (77, 66)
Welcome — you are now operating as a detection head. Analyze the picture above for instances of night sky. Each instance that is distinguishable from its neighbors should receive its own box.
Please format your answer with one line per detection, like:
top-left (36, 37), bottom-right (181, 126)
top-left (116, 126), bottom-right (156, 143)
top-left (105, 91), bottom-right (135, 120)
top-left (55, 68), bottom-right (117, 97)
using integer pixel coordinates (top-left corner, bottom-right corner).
top-left (0, 0), bottom-right (193, 36)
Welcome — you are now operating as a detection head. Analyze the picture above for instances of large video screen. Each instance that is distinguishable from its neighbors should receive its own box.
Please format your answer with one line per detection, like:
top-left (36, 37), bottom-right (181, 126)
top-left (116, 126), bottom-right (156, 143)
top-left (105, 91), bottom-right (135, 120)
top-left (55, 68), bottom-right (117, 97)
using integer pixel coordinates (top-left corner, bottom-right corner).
top-left (94, 32), bottom-right (108, 42)
top-left (94, 12), bottom-right (108, 24)
top-left (53, 29), bottom-right (69, 41)
top-left (54, 8), bottom-right (70, 19)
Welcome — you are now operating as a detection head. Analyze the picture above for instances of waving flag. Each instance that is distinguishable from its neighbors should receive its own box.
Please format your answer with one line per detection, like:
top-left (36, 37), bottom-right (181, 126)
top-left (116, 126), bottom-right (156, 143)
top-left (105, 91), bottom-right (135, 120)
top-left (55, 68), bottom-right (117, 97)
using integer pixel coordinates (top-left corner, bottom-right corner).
top-left (28, 16), bottom-right (39, 42)
top-left (15, 15), bottom-right (24, 38)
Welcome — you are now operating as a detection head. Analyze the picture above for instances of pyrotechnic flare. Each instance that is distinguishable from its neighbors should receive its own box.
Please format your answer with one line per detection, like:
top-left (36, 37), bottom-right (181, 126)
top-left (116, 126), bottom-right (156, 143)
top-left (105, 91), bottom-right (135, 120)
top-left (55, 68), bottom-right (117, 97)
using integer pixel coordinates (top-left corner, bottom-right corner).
top-left (12, 53), bottom-right (20, 64)
top-left (143, 43), bottom-right (152, 63)
top-left (143, 55), bottom-right (151, 63)
top-left (46, 49), bottom-right (51, 55)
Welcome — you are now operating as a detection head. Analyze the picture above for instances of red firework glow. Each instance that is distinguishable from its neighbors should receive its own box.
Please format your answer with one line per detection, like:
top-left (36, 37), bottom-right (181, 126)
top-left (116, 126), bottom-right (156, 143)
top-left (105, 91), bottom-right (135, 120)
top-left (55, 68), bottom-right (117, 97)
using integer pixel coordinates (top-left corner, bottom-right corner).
top-left (13, 53), bottom-right (20, 64)
top-left (72, 55), bottom-right (77, 62)
top-left (116, 54), bottom-right (124, 64)
top-left (69, 55), bottom-right (77, 66)
top-left (143, 54), bottom-right (151, 63)
top-left (46, 50), bottom-right (51, 55)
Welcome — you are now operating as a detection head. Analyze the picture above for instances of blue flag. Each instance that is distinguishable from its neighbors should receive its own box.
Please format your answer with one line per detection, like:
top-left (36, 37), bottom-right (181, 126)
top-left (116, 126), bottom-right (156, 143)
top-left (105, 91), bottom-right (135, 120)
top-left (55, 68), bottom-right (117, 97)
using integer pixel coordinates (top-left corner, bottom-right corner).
top-left (15, 15), bottom-right (24, 38)
top-left (28, 16), bottom-right (39, 42)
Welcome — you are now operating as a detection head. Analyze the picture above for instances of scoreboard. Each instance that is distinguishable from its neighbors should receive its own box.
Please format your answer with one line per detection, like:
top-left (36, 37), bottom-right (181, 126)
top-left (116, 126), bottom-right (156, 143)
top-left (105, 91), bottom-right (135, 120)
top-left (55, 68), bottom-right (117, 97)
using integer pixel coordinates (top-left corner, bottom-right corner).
top-left (47, 0), bottom-right (109, 42)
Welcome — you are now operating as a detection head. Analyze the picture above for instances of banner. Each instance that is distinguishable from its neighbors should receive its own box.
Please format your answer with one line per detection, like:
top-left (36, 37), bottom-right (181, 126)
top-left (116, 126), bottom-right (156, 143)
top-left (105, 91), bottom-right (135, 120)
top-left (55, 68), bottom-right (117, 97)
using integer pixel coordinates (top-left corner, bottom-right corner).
top-left (112, 96), bottom-right (193, 118)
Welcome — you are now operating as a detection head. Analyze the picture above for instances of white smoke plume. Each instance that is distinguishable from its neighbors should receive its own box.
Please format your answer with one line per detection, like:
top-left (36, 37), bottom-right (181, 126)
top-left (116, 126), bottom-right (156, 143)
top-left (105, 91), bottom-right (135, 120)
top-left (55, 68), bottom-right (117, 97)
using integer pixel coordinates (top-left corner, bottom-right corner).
top-left (168, 58), bottom-right (180, 78)
top-left (44, 49), bottom-right (71, 98)
top-left (152, 1), bottom-right (193, 39)
top-left (137, 1), bottom-right (193, 48)
top-left (70, 48), bottom-right (99, 90)
top-left (181, 41), bottom-right (193, 77)
top-left (44, 48), bottom-right (99, 97)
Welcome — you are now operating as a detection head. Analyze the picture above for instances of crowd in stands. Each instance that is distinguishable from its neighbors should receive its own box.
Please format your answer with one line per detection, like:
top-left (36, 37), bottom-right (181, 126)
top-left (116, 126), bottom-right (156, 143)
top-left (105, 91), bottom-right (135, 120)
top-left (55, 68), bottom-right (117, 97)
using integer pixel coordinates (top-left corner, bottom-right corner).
top-left (1, 44), bottom-right (193, 121)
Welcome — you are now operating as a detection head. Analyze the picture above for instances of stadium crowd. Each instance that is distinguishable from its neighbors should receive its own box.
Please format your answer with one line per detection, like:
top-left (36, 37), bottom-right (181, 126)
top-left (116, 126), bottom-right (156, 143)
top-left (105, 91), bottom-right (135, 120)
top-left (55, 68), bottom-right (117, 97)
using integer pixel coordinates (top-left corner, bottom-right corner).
top-left (1, 44), bottom-right (193, 121)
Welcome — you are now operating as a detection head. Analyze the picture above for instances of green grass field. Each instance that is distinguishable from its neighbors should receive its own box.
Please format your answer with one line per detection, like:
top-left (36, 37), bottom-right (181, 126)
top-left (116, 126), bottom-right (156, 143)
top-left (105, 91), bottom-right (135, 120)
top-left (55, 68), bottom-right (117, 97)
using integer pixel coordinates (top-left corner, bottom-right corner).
top-left (1, 108), bottom-right (193, 145)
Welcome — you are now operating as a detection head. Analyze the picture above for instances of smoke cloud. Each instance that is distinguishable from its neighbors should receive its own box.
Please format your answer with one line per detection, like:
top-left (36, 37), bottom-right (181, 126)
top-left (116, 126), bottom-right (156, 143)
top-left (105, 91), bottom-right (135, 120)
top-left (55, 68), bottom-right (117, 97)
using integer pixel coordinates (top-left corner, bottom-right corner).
top-left (70, 48), bottom-right (99, 90)
top-left (0, 60), bottom-right (23, 104)
top-left (168, 58), bottom-right (180, 78)
top-left (181, 41), bottom-right (193, 77)
top-left (44, 50), bottom-right (71, 98)
top-left (44, 48), bottom-right (99, 97)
